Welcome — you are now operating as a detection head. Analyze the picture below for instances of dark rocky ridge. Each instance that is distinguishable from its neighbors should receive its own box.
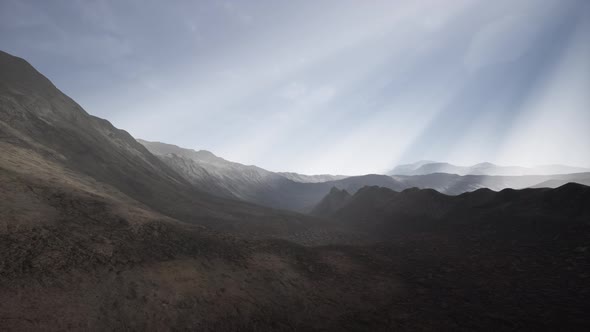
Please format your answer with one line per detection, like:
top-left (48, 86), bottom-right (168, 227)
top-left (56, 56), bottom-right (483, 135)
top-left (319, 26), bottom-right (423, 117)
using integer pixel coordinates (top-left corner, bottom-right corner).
top-left (317, 183), bottom-right (590, 237)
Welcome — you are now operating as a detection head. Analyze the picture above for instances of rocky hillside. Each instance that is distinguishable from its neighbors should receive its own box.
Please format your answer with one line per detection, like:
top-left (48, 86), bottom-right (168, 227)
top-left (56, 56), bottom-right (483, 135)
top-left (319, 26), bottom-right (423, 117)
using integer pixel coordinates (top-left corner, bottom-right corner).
top-left (138, 139), bottom-right (297, 205)
top-left (0, 50), bottom-right (349, 241)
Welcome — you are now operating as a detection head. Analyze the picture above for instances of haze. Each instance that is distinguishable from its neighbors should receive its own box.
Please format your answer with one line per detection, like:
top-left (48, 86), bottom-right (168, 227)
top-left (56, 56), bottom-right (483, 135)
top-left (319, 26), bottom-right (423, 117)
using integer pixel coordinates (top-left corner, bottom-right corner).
top-left (1, 0), bottom-right (588, 175)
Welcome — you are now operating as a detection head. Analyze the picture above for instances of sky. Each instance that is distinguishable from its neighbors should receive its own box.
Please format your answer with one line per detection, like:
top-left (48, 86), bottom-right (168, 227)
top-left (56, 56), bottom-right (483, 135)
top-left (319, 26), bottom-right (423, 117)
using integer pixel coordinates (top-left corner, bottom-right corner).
top-left (1, 0), bottom-right (589, 175)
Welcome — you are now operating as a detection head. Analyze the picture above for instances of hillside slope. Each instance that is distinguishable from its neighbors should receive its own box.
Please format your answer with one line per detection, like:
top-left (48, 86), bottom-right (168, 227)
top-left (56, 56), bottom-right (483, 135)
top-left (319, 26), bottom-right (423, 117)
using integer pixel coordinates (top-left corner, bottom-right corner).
top-left (0, 50), bottom-right (346, 240)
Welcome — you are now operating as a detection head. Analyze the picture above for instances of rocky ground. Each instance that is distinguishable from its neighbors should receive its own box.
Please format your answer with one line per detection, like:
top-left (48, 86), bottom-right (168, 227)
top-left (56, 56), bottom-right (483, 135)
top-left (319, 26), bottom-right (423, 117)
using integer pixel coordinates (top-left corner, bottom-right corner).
top-left (2, 217), bottom-right (588, 331)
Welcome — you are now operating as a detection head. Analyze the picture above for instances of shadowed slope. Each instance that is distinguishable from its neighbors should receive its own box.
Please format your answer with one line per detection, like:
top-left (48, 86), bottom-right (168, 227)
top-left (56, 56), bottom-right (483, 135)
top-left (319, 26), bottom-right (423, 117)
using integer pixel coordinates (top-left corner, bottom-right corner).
top-left (317, 183), bottom-right (590, 239)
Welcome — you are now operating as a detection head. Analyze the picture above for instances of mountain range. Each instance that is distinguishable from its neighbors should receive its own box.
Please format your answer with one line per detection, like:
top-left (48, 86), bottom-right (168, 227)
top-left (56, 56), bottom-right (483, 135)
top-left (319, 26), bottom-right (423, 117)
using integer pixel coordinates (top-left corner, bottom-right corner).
top-left (389, 160), bottom-right (590, 176)
top-left (138, 140), bottom-right (590, 212)
top-left (313, 183), bottom-right (590, 237)
top-left (1, 49), bottom-right (589, 330)
top-left (138, 139), bottom-right (352, 210)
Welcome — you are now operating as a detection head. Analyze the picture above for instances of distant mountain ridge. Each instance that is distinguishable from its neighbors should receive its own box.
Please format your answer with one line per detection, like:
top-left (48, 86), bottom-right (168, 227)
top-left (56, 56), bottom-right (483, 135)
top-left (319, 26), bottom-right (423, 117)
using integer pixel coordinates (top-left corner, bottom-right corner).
top-left (389, 161), bottom-right (590, 176)
top-left (139, 140), bottom-right (590, 212)
top-left (138, 139), bottom-right (358, 210)
top-left (138, 139), bottom-right (346, 182)
top-left (391, 172), bottom-right (590, 195)
top-left (313, 182), bottom-right (590, 238)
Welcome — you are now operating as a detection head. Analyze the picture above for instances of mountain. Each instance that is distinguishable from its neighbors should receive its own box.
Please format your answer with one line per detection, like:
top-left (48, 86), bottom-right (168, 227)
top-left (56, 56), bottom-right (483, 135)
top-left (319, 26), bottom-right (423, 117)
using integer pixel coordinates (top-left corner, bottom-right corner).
top-left (138, 139), bottom-right (346, 183)
top-left (268, 171), bottom-right (590, 212)
top-left (138, 139), bottom-right (354, 209)
top-left (319, 183), bottom-right (590, 236)
top-left (390, 161), bottom-right (590, 176)
top-left (137, 141), bottom-right (590, 212)
top-left (137, 139), bottom-right (285, 201)
top-left (392, 172), bottom-right (590, 195)
top-left (139, 140), bottom-right (403, 212)
top-left (0, 50), bottom-right (347, 240)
